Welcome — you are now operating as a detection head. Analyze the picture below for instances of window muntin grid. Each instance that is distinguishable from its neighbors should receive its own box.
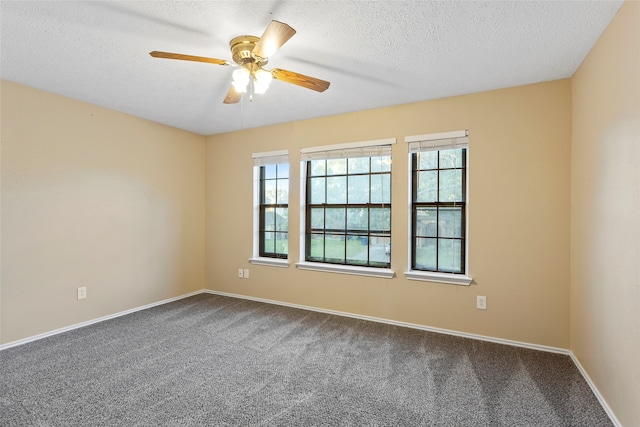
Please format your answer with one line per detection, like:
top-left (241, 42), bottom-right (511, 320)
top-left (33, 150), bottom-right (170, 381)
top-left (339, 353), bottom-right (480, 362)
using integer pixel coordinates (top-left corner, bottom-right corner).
top-left (411, 148), bottom-right (466, 274)
top-left (259, 163), bottom-right (289, 258)
top-left (305, 156), bottom-right (391, 268)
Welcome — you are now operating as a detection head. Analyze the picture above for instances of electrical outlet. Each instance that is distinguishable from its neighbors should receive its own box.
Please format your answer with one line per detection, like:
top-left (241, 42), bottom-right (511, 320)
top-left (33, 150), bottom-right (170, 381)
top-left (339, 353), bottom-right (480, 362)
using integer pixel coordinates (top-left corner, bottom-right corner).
top-left (244, 269), bottom-right (249, 279)
top-left (238, 268), bottom-right (244, 278)
top-left (477, 296), bottom-right (487, 310)
top-left (77, 287), bottom-right (87, 300)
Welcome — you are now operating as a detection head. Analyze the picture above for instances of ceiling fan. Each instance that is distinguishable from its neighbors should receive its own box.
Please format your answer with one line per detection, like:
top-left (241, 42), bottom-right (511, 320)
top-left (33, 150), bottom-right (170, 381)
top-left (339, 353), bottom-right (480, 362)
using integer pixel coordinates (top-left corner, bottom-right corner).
top-left (149, 20), bottom-right (330, 104)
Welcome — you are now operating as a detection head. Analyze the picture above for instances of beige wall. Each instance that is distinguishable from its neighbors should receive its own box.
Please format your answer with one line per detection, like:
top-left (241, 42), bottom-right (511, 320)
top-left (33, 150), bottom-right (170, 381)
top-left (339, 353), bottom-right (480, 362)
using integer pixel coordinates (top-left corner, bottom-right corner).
top-left (206, 79), bottom-right (572, 348)
top-left (571, 1), bottom-right (640, 426)
top-left (0, 80), bottom-right (206, 344)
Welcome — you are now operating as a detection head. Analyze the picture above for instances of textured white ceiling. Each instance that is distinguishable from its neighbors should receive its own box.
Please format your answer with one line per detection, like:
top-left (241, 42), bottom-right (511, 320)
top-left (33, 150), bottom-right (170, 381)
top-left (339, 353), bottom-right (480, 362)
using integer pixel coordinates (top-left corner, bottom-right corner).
top-left (1, 1), bottom-right (623, 136)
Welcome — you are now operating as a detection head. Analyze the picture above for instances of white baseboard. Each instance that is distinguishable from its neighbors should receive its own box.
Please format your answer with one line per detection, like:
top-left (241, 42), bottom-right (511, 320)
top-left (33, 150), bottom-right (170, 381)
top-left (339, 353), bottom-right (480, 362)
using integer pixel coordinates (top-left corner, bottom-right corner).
top-left (0, 290), bottom-right (204, 351)
top-left (203, 289), bottom-right (569, 355)
top-left (1, 288), bottom-right (621, 427)
top-left (569, 352), bottom-right (622, 427)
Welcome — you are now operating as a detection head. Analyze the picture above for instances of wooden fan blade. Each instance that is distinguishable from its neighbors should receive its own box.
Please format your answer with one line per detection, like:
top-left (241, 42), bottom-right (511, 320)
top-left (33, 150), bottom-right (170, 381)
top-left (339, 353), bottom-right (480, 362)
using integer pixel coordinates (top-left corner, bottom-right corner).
top-left (271, 68), bottom-right (330, 92)
top-left (223, 86), bottom-right (242, 104)
top-left (253, 20), bottom-right (296, 59)
top-left (149, 51), bottom-right (230, 66)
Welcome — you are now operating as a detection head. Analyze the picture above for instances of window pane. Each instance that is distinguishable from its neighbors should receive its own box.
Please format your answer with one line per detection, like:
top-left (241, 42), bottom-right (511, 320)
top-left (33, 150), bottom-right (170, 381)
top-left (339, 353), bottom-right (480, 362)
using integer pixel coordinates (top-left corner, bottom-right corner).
top-left (347, 208), bottom-right (368, 230)
top-left (346, 235), bottom-right (368, 266)
top-left (264, 207), bottom-right (276, 231)
top-left (348, 175), bottom-right (369, 203)
top-left (264, 164), bottom-right (277, 179)
top-left (263, 232), bottom-right (275, 253)
top-left (370, 174), bottom-right (390, 204)
top-left (439, 169), bottom-right (462, 202)
top-left (438, 239), bottom-right (462, 272)
top-left (325, 234), bottom-right (345, 262)
top-left (275, 208), bottom-right (288, 231)
top-left (416, 170), bottom-right (438, 202)
top-left (277, 178), bottom-right (288, 204)
top-left (327, 158), bottom-right (346, 175)
top-left (370, 208), bottom-right (390, 231)
top-left (326, 176), bottom-right (346, 204)
top-left (310, 208), bottom-right (324, 229)
top-left (418, 151), bottom-right (437, 170)
top-left (415, 238), bottom-right (436, 270)
top-left (439, 207), bottom-right (462, 238)
top-left (367, 235), bottom-right (390, 267)
top-left (310, 177), bottom-right (325, 204)
top-left (310, 160), bottom-right (325, 176)
top-left (416, 208), bottom-right (437, 237)
top-left (348, 157), bottom-right (369, 174)
top-left (325, 207), bottom-right (345, 230)
top-left (264, 180), bottom-right (276, 204)
top-left (440, 149), bottom-right (463, 169)
top-left (277, 163), bottom-right (289, 179)
top-left (275, 232), bottom-right (288, 255)
top-left (309, 234), bottom-right (324, 259)
top-left (371, 156), bottom-right (391, 172)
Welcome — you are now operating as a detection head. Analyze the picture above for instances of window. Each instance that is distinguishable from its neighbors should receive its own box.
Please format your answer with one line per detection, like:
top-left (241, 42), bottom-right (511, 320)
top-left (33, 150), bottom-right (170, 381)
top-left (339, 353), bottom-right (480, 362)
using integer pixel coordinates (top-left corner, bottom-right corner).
top-left (250, 150), bottom-right (289, 267)
top-left (260, 163), bottom-right (289, 258)
top-left (298, 138), bottom-right (395, 277)
top-left (405, 131), bottom-right (472, 285)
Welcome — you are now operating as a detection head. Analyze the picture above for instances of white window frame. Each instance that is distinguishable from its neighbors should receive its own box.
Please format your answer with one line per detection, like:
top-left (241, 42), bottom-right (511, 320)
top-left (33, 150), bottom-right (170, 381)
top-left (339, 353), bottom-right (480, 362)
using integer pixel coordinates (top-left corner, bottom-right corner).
top-left (297, 138), bottom-right (396, 279)
top-left (249, 150), bottom-right (290, 268)
top-left (404, 130), bottom-right (472, 286)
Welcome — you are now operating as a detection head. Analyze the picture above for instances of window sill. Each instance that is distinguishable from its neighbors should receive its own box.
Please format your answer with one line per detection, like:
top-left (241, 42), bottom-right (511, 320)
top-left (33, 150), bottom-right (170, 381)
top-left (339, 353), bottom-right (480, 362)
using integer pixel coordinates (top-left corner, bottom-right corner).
top-left (403, 271), bottom-right (472, 286)
top-left (248, 257), bottom-right (290, 268)
top-left (296, 262), bottom-right (395, 279)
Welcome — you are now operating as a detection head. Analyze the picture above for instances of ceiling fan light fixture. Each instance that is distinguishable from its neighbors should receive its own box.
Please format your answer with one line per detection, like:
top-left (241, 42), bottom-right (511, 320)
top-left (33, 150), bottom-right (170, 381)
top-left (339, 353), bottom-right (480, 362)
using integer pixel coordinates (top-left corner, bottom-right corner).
top-left (253, 68), bottom-right (273, 94)
top-left (232, 68), bottom-right (250, 93)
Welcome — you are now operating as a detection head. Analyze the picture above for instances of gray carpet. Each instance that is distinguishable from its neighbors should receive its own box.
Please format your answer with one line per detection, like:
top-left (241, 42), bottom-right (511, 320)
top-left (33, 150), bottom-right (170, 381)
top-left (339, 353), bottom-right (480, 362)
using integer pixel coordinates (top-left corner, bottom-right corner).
top-left (0, 293), bottom-right (612, 426)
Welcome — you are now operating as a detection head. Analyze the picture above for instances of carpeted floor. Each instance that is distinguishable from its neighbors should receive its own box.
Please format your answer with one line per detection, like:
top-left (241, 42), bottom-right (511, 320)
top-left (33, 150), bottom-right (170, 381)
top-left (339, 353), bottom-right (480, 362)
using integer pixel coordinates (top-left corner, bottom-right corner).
top-left (0, 293), bottom-right (612, 426)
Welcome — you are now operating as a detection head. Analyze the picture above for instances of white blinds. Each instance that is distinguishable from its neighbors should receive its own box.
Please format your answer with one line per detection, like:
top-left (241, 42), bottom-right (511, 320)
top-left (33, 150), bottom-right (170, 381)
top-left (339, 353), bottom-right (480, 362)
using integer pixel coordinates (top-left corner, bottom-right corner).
top-left (406, 130), bottom-right (468, 152)
top-left (252, 150), bottom-right (288, 166)
top-left (300, 138), bottom-right (395, 161)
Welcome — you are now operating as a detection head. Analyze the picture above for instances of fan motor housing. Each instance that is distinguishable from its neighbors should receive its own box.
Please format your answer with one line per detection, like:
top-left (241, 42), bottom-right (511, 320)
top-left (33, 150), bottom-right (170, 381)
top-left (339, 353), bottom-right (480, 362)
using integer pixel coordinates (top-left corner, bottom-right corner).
top-left (230, 35), bottom-right (267, 67)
